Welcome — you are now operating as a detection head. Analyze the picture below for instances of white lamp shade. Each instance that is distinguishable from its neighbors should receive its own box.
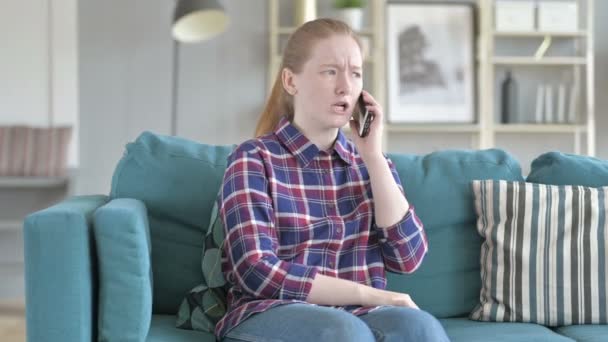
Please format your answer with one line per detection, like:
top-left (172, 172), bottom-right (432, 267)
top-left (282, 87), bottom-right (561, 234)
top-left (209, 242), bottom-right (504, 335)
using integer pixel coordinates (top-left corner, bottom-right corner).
top-left (172, 0), bottom-right (229, 43)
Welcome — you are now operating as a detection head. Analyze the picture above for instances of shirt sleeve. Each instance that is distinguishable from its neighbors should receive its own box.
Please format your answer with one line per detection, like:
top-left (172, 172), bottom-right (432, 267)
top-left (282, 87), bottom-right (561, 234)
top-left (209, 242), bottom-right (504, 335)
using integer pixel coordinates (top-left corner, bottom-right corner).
top-left (373, 156), bottom-right (428, 274)
top-left (219, 149), bottom-right (319, 301)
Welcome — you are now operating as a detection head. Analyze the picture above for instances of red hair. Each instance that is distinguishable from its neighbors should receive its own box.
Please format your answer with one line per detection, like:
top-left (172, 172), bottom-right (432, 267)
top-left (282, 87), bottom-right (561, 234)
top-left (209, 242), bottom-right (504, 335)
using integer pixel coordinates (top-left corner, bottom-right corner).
top-left (254, 18), bottom-right (363, 137)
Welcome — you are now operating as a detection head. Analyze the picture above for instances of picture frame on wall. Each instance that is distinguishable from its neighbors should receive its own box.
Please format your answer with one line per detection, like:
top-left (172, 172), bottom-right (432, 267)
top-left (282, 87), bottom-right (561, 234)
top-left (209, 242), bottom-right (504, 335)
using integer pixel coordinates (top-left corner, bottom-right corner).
top-left (386, 2), bottom-right (476, 123)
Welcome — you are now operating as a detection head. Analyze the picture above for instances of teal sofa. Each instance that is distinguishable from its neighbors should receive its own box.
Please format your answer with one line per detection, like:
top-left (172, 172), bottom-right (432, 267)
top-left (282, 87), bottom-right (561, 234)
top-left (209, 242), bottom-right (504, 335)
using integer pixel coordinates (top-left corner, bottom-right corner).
top-left (23, 131), bottom-right (608, 341)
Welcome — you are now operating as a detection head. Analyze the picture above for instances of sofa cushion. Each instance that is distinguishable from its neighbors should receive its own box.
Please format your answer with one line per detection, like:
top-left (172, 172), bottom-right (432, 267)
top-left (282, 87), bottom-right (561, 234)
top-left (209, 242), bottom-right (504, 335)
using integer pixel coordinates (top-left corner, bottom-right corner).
top-left (148, 315), bottom-right (215, 342)
top-left (470, 180), bottom-right (608, 326)
top-left (440, 318), bottom-right (575, 342)
top-left (384, 149), bottom-right (524, 318)
top-left (111, 131), bottom-right (235, 314)
top-left (111, 131), bottom-right (235, 234)
top-left (200, 196), bottom-right (227, 289)
top-left (144, 215), bottom-right (206, 314)
top-left (93, 198), bottom-right (153, 342)
top-left (527, 152), bottom-right (608, 186)
top-left (554, 325), bottom-right (608, 342)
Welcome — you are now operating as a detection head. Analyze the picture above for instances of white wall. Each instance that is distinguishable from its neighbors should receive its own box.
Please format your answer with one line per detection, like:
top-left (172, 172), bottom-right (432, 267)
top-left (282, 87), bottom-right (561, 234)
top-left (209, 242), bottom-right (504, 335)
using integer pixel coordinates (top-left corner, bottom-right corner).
top-left (0, 0), bottom-right (78, 167)
top-left (596, 0), bottom-right (608, 159)
top-left (76, 0), bottom-right (174, 195)
top-left (0, 1), bottom-right (48, 126)
top-left (52, 0), bottom-right (79, 167)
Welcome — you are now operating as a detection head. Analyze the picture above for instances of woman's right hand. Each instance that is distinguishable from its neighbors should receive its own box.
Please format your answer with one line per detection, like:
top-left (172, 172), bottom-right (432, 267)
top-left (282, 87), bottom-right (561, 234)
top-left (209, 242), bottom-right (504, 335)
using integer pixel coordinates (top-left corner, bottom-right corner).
top-left (306, 274), bottom-right (420, 309)
top-left (360, 286), bottom-right (420, 309)
top-left (384, 290), bottom-right (419, 309)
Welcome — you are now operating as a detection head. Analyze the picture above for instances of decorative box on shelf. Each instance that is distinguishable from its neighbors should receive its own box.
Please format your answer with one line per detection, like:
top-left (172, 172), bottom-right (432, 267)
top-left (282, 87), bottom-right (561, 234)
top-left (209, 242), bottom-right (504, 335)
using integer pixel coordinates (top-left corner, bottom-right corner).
top-left (495, 0), bottom-right (536, 32)
top-left (538, 0), bottom-right (579, 32)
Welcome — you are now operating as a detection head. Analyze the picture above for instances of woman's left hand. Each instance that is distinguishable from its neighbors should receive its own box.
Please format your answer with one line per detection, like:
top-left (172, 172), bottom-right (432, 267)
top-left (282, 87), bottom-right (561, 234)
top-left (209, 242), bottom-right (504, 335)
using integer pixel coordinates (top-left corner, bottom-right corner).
top-left (349, 90), bottom-right (385, 163)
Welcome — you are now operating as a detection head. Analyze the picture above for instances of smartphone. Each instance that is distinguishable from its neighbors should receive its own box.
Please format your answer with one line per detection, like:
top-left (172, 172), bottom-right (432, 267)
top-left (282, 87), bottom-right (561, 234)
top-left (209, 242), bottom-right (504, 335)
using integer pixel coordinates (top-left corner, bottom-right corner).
top-left (357, 93), bottom-right (374, 138)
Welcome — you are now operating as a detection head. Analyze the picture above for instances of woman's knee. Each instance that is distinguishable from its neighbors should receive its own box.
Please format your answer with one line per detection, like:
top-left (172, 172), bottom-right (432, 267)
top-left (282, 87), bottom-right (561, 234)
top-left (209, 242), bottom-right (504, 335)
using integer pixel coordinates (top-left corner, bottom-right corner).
top-left (308, 307), bottom-right (375, 342)
top-left (227, 304), bottom-right (375, 342)
top-left (361, 307), bottom-right (449, 342)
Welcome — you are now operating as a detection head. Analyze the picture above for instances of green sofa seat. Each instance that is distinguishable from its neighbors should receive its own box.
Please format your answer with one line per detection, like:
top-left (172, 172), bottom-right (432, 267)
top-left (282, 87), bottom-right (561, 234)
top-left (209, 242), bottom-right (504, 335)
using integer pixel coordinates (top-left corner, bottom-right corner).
top-left (147, 315), bottom-right (215, 342)
top-left (554, 325), bottom-right (608, 342)
top-left (440, 318), bottom-right (575, 342)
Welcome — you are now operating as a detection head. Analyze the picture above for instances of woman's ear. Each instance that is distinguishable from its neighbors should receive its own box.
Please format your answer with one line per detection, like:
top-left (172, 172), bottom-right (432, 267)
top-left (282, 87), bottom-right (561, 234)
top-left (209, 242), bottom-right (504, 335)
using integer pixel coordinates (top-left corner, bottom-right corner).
top-left (281, 68), bottom-right (298, 95)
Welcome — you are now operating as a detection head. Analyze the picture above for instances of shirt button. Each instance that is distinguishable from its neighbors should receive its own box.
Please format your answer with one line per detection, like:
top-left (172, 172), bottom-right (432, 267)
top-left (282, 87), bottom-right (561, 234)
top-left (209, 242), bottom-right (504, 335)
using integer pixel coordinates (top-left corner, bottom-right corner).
top-left (329, 261), bottom-right (335, 268)
top-left (336, 227), bottom-right (342, 234)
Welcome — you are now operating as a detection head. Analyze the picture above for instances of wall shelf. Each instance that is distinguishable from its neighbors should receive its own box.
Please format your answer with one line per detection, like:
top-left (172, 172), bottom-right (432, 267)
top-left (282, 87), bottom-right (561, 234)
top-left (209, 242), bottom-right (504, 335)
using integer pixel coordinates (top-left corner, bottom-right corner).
top-left (277, 27), bottom-right (295, 34)
top-left (274, 54), bottom-right (375, 64)
top-left (0, 297), bottom-right (25, 315)
top-left (386, 124), bottom-right (481, 133)
top-left (0, 176), bottom-right (68, 188)
top-left (493, 31), bottom-right (587, 38)
top-left (492, 57), bottom-right (587, 65)
top-left (277, 26), bottom-right (374, 36)
top-left (0, 221), bottom-right (22, 232)
top-left (493, 124), bottom-right (587, 133)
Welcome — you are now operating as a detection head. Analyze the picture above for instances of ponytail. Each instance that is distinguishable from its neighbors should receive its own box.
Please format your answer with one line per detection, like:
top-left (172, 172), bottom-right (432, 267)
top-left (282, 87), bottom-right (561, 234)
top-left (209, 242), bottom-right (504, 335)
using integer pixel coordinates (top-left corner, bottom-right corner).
top-left (254, 69), bottom-right (293, 137)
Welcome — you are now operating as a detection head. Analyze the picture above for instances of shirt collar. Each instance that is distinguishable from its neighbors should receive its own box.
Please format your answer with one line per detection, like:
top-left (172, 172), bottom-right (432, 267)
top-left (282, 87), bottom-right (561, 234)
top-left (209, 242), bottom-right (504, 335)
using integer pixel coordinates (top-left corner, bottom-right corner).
top-left (274, 116), bottom-right (353, 167)
top-left (333, 128), bottom-right (353, 165)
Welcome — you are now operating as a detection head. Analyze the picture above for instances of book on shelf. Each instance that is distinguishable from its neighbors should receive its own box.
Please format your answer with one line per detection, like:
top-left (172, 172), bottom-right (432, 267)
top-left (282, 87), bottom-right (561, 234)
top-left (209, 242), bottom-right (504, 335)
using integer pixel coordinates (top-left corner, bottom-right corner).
top-left (0, 126), bottom-right (72, 178)
top-left (544, 85), bottom-right (554, 123)
top-left (535, 85), bottom-right (545, 123)
top-left (557, 84), bottom-right (567, 124)
top-left (568, 82), bottom-right (580, 124)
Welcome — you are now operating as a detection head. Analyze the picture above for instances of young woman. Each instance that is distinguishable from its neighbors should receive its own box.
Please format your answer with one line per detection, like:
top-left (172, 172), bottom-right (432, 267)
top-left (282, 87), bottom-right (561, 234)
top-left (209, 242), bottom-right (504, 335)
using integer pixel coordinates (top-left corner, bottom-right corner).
top-left (215, 18), bottom-right (449, 342)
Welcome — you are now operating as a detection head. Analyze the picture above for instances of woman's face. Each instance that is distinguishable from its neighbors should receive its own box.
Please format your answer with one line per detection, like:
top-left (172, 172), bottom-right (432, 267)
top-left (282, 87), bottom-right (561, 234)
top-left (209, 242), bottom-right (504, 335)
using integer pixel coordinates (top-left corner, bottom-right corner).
top-left (288, 35), bottom-right (363, 131)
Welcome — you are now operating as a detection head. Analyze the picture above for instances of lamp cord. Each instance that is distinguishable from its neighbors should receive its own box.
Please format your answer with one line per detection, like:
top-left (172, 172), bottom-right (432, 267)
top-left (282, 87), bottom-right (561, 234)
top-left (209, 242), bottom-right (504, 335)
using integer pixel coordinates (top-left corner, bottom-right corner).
top-left (47, 0), bottom-right (54, 128)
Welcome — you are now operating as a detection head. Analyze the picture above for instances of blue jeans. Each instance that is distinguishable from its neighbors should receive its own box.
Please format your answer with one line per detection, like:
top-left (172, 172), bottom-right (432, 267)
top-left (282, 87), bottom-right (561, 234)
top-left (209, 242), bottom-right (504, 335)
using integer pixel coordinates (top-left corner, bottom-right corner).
top-left (222, 304), bottom-right (450, 342)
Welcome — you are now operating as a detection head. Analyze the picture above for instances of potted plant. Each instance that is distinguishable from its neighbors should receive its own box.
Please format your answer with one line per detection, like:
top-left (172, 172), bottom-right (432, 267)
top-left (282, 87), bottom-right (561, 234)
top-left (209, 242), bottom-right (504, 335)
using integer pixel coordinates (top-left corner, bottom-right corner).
top-left (334, 0), bottom-right (366, 31)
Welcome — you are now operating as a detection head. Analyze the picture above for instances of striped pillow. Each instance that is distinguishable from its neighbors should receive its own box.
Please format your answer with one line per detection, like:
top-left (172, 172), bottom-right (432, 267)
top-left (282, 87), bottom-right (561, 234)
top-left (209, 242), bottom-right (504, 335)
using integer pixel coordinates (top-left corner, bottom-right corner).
top-left (470, 180), bottom-right (608, 326)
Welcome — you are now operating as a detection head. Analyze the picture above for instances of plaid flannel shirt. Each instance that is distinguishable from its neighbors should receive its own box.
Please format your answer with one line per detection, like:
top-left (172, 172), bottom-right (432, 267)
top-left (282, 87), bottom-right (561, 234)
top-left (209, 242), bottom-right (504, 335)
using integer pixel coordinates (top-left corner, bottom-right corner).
top-left (215, 117), bottom-right (428, 339)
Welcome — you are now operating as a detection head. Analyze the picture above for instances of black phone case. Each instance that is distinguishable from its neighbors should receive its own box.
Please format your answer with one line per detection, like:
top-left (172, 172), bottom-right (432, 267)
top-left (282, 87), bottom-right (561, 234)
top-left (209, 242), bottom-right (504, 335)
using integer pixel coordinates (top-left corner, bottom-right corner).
top-left (358, 95), bottom-right (373, 138)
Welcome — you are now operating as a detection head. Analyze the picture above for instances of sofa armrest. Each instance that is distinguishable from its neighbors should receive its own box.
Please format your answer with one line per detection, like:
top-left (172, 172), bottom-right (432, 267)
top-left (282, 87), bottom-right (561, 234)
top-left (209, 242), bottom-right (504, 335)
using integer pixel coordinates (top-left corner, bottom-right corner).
top-left (93, 198), bottom-right (153, 342)
top-left (24, 195), bottom-right (108, 342)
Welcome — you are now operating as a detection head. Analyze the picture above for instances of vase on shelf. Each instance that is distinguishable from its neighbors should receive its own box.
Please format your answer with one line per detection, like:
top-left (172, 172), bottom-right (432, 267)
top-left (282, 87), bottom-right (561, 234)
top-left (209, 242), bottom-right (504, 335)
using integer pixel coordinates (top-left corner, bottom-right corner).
top-left (333, 0), bottom-right (365, 31)
top-left (500, 69), bottom-right (519, 124)
top-left (294, 0), bottom-right (317, 26)
top-left (337, 8), bottom-right (363, 30)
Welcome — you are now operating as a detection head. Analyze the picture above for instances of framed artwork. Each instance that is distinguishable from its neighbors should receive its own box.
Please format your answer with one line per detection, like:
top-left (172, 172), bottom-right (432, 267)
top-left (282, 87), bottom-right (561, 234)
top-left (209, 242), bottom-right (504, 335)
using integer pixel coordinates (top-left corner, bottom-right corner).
top-left (386, 2), bottom-right (476, 123)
